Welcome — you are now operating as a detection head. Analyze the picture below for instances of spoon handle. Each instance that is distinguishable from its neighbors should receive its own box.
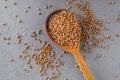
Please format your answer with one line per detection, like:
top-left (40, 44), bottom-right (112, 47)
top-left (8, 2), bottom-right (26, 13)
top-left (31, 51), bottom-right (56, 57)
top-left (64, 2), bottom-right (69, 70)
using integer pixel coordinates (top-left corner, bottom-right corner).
top-left (73, 49), bottom-right (94, 80)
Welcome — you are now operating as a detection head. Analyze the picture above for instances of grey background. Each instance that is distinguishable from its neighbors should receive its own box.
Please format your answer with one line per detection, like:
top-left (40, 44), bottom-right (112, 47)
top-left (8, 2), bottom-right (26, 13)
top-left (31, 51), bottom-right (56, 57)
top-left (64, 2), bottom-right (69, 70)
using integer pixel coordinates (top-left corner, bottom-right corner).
top-left (0, 0), bottom-right (120, 80)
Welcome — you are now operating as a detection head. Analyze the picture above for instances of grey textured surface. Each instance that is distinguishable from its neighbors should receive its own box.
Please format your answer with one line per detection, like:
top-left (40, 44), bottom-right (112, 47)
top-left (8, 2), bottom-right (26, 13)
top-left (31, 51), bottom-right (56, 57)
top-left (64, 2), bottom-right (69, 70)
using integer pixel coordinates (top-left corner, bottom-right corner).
top-left (0, 0), bottom-right (120, 80)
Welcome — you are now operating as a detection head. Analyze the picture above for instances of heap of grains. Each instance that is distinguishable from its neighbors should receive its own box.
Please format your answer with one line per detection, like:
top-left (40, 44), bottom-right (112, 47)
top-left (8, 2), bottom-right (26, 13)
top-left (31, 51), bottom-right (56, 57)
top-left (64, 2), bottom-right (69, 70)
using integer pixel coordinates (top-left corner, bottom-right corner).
top-left (79, 1), bottom-right (103, 53)
top-left (80, 1), bottom-right (111, 53)
top-left (16, 29), bottom-right (64, 80)
top-left (47, 10), bottom-right (81, 47)
top-left (32, 42), bottom-right (63, 80)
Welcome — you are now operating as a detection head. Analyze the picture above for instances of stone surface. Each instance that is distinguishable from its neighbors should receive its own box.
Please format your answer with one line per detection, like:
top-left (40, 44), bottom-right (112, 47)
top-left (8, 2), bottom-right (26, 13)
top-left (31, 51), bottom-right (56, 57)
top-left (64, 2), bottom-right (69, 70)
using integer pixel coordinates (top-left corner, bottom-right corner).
top-left (0, 0), bottom-right (120, 80)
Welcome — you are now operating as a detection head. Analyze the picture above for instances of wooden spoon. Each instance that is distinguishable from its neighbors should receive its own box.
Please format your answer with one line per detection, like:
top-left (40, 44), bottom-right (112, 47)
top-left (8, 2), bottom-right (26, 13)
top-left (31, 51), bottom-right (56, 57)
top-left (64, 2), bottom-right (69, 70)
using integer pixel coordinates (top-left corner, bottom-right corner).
top-left (44, 9), bottom-right (94, 80)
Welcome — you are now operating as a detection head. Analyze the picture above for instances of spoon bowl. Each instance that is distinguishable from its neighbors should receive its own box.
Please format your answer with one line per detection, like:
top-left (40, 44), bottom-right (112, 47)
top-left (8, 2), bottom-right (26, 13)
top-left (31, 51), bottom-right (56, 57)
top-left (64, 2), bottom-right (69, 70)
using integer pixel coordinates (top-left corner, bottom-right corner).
top-left (44, 9), bottom-right (94, 80)
top-left (44, 9), bottom-right (74, 51)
